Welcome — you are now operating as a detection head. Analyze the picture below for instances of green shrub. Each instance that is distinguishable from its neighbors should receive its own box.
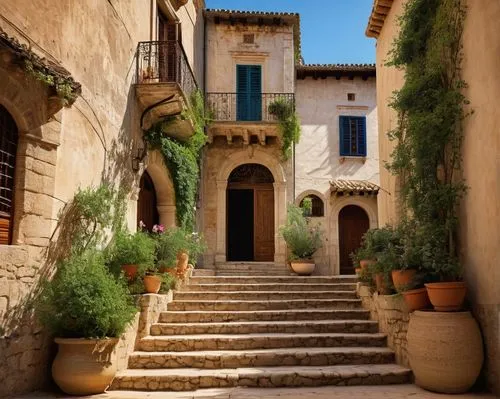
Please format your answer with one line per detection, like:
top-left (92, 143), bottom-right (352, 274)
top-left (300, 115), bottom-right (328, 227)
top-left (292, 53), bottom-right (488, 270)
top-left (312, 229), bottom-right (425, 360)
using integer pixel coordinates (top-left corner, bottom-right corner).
top-left (155, 227), bottom-right (206, 268)
top-left (37, 251), bottom-right (137, 338)
top-left (268, 97), bottom-right (301, 160)
top-left (280, 204), bottom-right (322, 260)
top-left (107, 231), bottom-right (156, 276)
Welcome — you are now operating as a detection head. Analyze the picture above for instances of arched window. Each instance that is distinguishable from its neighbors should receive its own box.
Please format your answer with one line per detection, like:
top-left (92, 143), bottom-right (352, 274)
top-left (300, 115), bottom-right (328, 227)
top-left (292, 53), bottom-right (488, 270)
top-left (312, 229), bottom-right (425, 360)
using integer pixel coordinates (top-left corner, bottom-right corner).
top-left (300, 194), bottom-right (324, 217)
top-left (0, 105), bottom-right (18, 245)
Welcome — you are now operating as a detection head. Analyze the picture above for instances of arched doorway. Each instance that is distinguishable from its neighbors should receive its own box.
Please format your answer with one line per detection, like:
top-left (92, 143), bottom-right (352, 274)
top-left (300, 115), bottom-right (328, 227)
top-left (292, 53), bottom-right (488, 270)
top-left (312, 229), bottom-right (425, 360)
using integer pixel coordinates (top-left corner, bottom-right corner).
top-left (227, 164), bottom-right (274, 261)
top-left (338, 205), bottom-right (369, 274)
top-left (137, 171), bottom-right (159, 231)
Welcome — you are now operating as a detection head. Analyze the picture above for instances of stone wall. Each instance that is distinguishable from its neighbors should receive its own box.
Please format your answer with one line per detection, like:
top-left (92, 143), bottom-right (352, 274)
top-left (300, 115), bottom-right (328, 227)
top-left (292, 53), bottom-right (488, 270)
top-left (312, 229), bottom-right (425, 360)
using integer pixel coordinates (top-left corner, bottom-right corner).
top-left (357, 284), bottom-right (410, 368)
top-left (116, 292), bottom-right (173, 371)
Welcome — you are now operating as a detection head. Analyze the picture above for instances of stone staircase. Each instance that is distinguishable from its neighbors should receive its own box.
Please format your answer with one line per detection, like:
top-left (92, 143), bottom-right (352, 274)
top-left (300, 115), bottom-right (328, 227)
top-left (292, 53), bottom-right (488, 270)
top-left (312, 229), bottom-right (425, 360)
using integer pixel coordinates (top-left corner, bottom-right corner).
top-left (111, 273), bottom-right (411, 391)
top-left (215, 262), bottom-right (292, 275)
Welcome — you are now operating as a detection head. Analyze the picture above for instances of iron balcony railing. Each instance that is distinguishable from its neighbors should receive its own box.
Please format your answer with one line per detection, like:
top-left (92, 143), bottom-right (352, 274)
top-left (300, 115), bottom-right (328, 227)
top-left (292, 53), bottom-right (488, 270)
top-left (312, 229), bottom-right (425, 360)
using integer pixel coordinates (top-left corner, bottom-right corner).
top-left (136, 40), bottom-right (198, 95)
top-left (206, 92), bottom-right (295, 122)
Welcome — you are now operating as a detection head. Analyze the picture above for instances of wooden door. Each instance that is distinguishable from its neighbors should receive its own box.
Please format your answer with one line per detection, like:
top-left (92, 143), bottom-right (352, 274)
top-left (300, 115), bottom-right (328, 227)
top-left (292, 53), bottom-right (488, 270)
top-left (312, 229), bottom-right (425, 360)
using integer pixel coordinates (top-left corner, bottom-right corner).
top-left (137, 172), bottom-right (159, 232)
top-left (254, 188), bottom-right (274, 261)
top-left (339, 205), bottom-right (369, 274)
top-left (158, 11), bottom-right (178, 82)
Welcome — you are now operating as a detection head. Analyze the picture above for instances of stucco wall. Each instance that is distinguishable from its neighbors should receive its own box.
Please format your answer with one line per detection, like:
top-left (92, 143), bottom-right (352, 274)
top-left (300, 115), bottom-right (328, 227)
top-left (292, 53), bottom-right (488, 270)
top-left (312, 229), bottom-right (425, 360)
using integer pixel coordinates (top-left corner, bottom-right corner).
top-left (295, 77), bottom-right (379, 274)
top-left (373, 0), bottom-right (407, 226)
top-left (372, 0), bottom-right (500, 393)
top-left (205, 22), bottom-right (295, 94)
top-left (0, 1), bottom-right (202, 396)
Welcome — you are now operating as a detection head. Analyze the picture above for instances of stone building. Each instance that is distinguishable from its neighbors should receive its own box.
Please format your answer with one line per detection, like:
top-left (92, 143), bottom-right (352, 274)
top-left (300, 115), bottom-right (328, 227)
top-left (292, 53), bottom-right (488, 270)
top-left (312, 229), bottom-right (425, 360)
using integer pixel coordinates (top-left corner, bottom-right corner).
top-left (0, 1), bottom-right (379, 396)
top-left (366, 0), bottom-right (500, 394)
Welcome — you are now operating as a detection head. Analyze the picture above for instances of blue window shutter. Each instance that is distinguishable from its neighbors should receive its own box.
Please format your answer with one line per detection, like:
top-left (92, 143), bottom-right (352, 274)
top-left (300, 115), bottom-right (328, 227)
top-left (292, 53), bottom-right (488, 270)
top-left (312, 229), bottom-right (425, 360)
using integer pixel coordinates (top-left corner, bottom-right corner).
top-left (339, 116), bottom-right (350, 156)
top-left (236, 65), bottom-right (261, 121)
top-left (249, 65), bottom-right (262, 120)
top-left (236, 65), bottom-right (249, 120)
top-left (357, 117), bottom-right (367, 156)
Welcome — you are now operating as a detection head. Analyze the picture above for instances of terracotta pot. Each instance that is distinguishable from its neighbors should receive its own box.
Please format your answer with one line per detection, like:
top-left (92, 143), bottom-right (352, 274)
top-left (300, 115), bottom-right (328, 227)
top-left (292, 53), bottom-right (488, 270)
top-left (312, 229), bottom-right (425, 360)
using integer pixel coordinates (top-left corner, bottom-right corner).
top-left (355, 267), bottom-right (362, 277)
top-left (121, 264), bottom-right (138, 281)
top-left (408, 311), bottom-right (483, 393)
top-left (290, 260), bottom-right (315, 276)
top-left (52, 338), bottom-right (118, 395)
top-left (176, 252), bottom-right (189, 275)
top-left (403, 287), bottom-right (431, 312)
top-left (375, 273), bottom-right (391, 295)
top-left (359, 259), bottom-right (375, 270)
top-left (425, 281), bottom-right (467, 311)
top-left (392, 269), bottom-right (416, 292)
top-left (144, 275), bottom-right (162, 294)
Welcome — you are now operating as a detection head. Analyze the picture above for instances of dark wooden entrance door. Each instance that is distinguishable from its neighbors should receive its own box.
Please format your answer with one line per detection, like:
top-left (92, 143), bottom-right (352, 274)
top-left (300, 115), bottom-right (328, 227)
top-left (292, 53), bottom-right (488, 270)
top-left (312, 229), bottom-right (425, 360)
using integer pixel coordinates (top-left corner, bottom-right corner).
top-left (254, 188), bottom-right (274, 261)
top-left (137, 171), bottom-right (159, 232)
top-left (227, 164), bottom-right (275, 262)
top-left (339, 205), bottom-right (369, 275)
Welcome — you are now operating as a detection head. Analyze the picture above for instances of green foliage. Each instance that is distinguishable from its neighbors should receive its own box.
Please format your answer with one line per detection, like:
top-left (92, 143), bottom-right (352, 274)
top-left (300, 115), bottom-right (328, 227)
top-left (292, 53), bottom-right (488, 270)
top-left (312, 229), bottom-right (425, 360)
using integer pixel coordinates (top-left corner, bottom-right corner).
top-left (144, 90), bottom-right (209, 229)
top-left (37, 251), bottom-right (137, 338)
top-left (24, 60), bottom-right (78, 105)
top-left (300, 197), bottom-right (313, 217)
top-left (158, 273), bottom-right (177, 294)
top-left (59, 184), bottom-right (126, 257)
top-left (386, 0), bottom-right (467, 281)
top-left (106, 231), bottom-right (157, 276)
top-left (268, 97), bottom-right (301, 160)
top-left (154, 227), bottom-right (206, 268)
top-left (280, 204), bottom-right (322, 260)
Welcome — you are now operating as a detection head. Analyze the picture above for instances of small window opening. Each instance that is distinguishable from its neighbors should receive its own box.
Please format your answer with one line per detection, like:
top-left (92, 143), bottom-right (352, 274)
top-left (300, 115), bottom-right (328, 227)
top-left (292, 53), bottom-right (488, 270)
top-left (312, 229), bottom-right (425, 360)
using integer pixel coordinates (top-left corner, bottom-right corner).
top-left (300, 195), bottom-right (324, 217)
top-left (243, 34), bottom-right (255, 44)
top-left (347, 93), bottom-right (356, 101)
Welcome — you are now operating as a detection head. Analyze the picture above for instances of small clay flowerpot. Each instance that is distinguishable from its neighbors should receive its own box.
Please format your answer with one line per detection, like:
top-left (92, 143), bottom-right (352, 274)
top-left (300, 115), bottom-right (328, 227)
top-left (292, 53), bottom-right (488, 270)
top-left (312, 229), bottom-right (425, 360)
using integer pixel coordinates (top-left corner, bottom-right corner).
top-left (375, 273), bottom-right (391, 295)
top-left (425, 281), bottom-right (467, 311)
top-left (121, 264), bottom-right (138, 281)
top-left (144, 275), bottom-right (162, 294)
top-left (392, 269), bottom-right (416, 292)
top-left (403, 287), bottom-right (431, 312)
top-left (355, 267), bottom-right (362, 277)
top-left (360, 259), bottom-right (375, 270)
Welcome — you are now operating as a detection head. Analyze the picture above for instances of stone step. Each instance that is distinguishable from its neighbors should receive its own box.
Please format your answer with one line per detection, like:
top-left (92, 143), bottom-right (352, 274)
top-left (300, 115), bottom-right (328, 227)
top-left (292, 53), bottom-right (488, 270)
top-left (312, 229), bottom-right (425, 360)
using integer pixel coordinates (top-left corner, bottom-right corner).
top-left (173, 290), bottom-right (358, 301)
top-left (137, 333), bottom-right (387, 352)
top-left (150, 320), bottom-right (378, 335)
top-left (189, 276), bottom-right (357, 284)
top-left (128, 347), bottom-right (395, 369)
top-left (216, 271), bottom-right (294, 276)
top-left (159, 309), bottom-right (371, 323)
top-left (184, 283), bottom-right (358, 292)
top-left (191, 269), bottom-right (216, 276)
top-left (111, 363), bottom-right (411, 391)
top-left (168, 298), bottom-right (362, 311)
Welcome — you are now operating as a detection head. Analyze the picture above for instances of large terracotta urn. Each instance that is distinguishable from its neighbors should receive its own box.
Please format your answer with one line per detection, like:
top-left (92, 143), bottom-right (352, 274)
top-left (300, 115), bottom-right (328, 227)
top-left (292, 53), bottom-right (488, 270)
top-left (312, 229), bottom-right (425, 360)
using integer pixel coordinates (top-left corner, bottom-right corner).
top-left (407, 311), bottom-right (483, 393)
top-left (52, 338), bottom-right (118, 395)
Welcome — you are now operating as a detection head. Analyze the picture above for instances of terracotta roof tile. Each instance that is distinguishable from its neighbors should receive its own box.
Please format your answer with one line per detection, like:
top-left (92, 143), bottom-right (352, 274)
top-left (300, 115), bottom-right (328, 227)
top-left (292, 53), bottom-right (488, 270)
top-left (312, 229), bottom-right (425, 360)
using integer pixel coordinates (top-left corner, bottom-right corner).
top-left (330, 180), bottom-right (380, 195)
top-left (366, 0), bottom-right (394, 38)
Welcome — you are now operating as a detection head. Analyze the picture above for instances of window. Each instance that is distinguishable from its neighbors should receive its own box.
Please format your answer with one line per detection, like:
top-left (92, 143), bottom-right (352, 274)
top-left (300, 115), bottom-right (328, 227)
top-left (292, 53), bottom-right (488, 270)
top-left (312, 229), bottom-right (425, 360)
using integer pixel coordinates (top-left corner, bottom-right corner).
top-left (243, 34), bottom-right (255, 44)
top-left (0, 105), bottom-right (18, 245)
top-left (347, 93), bottom-right (356, 101)
top-left (339, 116), bottom-right (367, 157)
top-left (236, 65), bottom-right (262, 121)
top-left (300, 195), bottom-right (324, 217)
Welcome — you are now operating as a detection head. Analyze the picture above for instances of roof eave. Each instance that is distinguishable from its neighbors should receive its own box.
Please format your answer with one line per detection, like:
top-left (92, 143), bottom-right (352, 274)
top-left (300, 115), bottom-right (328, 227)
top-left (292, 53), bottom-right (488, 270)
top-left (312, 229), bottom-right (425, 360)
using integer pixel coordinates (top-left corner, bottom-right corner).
top-left (365, 0), bottom-right (394, 39)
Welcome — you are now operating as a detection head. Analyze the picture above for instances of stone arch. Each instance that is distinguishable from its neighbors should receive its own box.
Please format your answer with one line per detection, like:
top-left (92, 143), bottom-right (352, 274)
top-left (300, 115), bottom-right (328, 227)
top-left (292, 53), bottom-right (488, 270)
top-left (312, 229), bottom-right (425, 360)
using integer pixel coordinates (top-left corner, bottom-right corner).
top-left (143, 150), bottom-right (176, 228)
top-left (329, 196), bottom-right (378, 274)
top-left (215, 148), bottom-right (287, 264)
top-left (295, 189), bottom-right (327, 217)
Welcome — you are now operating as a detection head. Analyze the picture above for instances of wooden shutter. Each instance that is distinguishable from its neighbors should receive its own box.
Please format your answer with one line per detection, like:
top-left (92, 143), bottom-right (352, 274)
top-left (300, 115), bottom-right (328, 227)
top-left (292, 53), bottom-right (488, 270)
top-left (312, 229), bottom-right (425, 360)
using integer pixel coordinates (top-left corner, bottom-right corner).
top-left (0, 105), bottom-right (18, 245)
top-left (357, 117), bottom-right (367, 156)
top-left (339, 116), bottom-right (351, 156)
top-left (249, 65), bottom-right (262, 121)
top-left (236, 65), bottom-right (249, 120)
top-left (236, 65), bottom-right (262, 121)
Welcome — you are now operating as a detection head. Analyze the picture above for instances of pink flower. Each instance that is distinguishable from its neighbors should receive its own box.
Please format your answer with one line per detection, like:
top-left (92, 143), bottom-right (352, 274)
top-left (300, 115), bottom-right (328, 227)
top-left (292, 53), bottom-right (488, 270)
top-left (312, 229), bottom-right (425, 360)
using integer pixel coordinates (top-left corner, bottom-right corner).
top-left (152, 224), bottom-right (164, 234)
top-left (139, 220), bottom-right (146, 230)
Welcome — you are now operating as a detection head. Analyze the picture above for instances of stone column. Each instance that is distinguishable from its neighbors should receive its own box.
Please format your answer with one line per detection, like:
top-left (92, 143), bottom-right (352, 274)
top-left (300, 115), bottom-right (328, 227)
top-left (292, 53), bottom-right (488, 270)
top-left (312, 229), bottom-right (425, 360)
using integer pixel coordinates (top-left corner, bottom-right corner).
top-left (215, 180), bottom-right (227, 263)
top-left (274, 181), bottom-right (287, 264)
top-left (157, 204), bottom-right (176, 228)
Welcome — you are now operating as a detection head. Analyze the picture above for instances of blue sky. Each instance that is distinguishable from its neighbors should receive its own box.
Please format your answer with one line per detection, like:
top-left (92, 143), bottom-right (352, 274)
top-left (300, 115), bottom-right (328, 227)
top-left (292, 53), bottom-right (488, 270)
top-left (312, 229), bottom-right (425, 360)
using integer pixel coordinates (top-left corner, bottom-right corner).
top-left (205, 0), bottom-right (376, 64)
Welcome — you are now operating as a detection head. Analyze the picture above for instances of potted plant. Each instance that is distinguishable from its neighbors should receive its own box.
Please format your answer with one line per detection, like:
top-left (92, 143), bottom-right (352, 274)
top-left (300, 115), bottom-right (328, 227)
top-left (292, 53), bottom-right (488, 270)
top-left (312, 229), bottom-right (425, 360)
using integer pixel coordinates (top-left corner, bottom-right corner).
top-left (108, 231), bottom-right (156, 281)
top-left (280, 204), bottom-right (322, 275)
top-left (37, 251), bottom-right (137, 395)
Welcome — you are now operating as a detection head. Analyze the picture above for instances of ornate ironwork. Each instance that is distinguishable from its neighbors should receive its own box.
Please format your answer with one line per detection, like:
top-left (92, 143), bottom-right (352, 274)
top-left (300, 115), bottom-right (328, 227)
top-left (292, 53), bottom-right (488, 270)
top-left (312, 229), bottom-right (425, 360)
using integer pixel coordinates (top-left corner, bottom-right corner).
top-left (136, 40), bottom-right (198, 96)
top-left (206, 92), bottom-right (295, 122)
top-left (228, 164), bottom-right (274, 184)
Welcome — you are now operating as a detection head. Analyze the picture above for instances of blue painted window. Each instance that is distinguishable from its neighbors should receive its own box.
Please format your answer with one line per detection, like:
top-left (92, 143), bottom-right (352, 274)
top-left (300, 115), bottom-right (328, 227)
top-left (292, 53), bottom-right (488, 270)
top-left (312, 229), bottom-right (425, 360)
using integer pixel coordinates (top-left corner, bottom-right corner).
top-left (236, 65), bottom-right (262, 121)
top-left (339, 116), bottom-right (367, 156)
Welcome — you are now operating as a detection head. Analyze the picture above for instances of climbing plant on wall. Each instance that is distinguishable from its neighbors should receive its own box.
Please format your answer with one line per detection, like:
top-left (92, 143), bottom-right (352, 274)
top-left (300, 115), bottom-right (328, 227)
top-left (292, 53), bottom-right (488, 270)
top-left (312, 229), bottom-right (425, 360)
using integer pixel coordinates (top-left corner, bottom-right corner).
top-left (144, 90), bottom-right (208, 230)
top-left (386, 0), bottom-right (469, 279)
top-left (268, 97), bottom-right (301, 161)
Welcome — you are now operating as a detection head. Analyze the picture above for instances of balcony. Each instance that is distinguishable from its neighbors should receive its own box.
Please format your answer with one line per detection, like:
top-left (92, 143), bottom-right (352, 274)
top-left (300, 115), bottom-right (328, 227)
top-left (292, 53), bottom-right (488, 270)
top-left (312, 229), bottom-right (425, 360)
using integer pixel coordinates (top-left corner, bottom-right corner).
top-left (135, 40), bottom-right (198, 140)
top-left (205, 92), bottom-right (295, 145)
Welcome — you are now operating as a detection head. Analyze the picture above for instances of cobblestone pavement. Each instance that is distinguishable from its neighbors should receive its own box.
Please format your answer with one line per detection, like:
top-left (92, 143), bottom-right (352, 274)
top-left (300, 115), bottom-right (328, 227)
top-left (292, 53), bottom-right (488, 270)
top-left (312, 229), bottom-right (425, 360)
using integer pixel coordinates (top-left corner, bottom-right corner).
top-left (17, 385), bottom-right (495, 399)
